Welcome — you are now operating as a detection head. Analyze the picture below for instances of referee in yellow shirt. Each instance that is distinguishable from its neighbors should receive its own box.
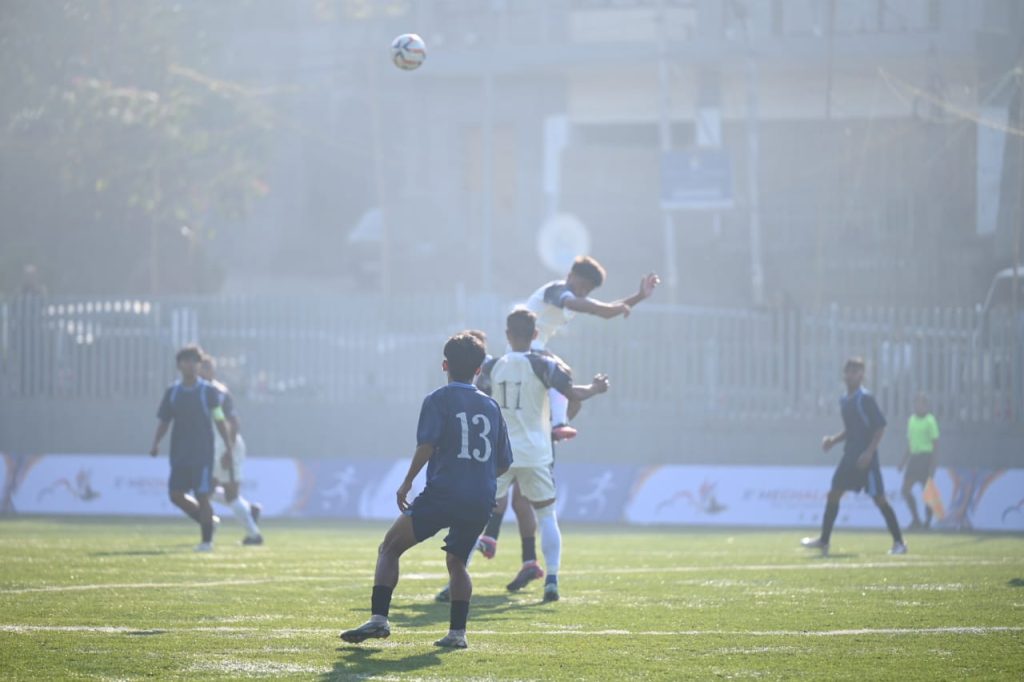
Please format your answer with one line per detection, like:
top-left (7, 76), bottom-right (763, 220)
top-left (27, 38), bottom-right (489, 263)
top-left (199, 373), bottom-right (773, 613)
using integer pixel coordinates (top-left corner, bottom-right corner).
top-left (899, 393), bottom-right (940, 530)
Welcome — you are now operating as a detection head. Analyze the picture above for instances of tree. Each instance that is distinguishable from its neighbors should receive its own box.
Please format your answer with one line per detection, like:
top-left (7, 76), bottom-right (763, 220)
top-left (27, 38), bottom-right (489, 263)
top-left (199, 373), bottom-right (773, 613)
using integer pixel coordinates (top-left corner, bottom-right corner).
top-left (0, 1), bottom-right (272, 294)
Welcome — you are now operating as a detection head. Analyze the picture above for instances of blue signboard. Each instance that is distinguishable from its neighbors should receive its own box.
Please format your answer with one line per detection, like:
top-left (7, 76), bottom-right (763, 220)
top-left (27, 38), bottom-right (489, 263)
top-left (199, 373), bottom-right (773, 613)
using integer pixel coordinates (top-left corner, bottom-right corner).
top-left (660, 149), bottom-right (734, 210)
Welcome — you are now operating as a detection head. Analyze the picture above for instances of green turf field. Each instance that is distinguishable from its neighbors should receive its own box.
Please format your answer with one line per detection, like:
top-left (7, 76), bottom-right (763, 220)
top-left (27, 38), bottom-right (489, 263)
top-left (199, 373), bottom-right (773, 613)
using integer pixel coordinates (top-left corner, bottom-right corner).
top-left (0, 518), bottom-right (1021, 680)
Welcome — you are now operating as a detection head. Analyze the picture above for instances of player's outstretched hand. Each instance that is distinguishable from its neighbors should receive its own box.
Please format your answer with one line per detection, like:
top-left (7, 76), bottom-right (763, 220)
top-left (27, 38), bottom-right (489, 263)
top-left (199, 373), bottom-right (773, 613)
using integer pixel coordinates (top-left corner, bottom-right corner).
top-left (592, 373), bottom-right (610, 393)
top-left (639, 273), bottom-right (661, 299)
top-left (821, 436), bottom-right (833, 453)
top-left (396, 480), bottom-right (412, 512)
top-left (149, 446), bottom-right (159, 457)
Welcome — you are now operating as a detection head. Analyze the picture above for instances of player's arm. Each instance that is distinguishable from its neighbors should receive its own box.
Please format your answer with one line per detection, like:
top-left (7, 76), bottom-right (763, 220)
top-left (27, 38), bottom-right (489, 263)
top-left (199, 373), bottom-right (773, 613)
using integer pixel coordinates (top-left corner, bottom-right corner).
top-left (565, 374), bottom-right (610, 403)
top-left (213, 408), bottom-right (233, 453)
top-left (564, 273), bottom-right (660, 319)
top-left (150, 420), bottom-right (171, 457)
top-left (857, 426), bottom-right (885, 469)
top-left (822, 430), bottom-right (845, 452)
top-left (397, 443), bottom-right (434, 512)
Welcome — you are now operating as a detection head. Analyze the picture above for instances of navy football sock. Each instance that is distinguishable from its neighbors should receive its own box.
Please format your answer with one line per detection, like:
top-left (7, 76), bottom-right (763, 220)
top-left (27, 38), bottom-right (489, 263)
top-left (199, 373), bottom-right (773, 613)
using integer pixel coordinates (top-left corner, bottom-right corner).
top-left (483, 511), bottom-right (502, 540)
top-left (522, 536), bottom-right (537, 563)
top-left (371, 585), bottom-right (394, 618)
top-left (879, 503), bottom-right (904, 543)
top-left (821, 499), bottom-right (840, 544)
top-left (450, 600), bottom-right (469, 631)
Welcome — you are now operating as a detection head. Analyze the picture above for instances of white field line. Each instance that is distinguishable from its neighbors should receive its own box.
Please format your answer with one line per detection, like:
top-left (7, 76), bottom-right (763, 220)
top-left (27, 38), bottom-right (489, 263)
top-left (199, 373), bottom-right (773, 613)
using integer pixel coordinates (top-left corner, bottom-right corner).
top-left (1, 559), bottom-right (1014, 594)
top-left (1, 624), bottom-right (1021, 638)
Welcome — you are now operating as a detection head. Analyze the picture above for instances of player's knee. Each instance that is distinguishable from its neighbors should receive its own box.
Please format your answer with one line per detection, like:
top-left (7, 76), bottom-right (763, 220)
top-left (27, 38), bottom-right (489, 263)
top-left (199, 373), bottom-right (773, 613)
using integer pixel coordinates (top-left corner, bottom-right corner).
top-left (534, 500), bottom-right (556, 518)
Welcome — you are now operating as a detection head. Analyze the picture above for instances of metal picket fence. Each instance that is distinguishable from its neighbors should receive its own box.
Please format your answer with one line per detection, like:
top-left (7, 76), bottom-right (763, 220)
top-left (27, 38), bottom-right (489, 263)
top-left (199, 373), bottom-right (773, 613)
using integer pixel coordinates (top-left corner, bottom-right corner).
top-left (1, 295), bottom-right (1020, 424)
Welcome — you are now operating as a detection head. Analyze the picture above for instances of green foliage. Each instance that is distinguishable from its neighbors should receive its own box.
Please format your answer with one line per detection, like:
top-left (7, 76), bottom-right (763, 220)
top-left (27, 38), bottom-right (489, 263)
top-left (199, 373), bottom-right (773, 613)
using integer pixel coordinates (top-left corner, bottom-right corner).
top-left (0, 519), bottom-right (1022, 680)
top-left (0, 1), bottom-right (272, 294)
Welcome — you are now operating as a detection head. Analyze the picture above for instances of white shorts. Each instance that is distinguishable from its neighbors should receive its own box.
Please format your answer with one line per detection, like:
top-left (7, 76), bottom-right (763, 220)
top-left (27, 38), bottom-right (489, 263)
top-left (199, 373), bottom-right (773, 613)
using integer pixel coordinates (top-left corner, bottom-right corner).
top-left (213, 434), bottom-right (246, 484)
top-left (496, 464), bottom-right (556, 503)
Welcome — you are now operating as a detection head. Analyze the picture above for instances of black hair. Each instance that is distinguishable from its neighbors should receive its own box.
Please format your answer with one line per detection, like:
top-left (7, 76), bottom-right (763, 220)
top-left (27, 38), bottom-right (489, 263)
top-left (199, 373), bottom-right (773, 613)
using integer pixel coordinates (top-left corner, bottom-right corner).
top-left (506, 308), bottom-right (537, 341)
top-left (176, 345), bottom-right (204, 364)
top-left (444, 332), bottom-right (486, 383)
top-left (570, 255), bottom-right (606, 288)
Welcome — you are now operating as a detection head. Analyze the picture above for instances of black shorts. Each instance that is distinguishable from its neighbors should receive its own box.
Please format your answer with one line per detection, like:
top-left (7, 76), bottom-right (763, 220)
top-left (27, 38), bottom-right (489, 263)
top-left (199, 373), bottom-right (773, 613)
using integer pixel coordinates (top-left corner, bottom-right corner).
top-left (407, 492), bottom-right (492, 564)
top-left (168, 458), bottom-right (214, 496)
top-left (831, 454), bottom-right (885, 497)
top-left (904, 454), bottom-right (934, 487)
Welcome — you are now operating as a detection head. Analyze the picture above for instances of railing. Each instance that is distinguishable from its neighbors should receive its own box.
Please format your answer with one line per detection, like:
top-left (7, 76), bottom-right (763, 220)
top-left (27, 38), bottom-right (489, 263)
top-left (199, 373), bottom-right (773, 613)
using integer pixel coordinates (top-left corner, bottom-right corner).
top-left (1, 295), bottom-right (1020, 424)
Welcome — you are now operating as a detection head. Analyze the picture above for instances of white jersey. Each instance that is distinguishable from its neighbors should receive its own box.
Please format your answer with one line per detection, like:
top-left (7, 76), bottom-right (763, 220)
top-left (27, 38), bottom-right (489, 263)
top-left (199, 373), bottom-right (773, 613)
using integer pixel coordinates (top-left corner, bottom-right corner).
top-left (524, 280), bottom-right (577, 349)
top-left (487, 350), bottom-right (573, 467)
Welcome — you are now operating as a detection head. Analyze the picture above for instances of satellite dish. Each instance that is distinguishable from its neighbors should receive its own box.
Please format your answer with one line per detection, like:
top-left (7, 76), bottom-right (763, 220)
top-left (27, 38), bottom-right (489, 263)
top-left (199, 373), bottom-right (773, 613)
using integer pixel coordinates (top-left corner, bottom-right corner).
top-left (537, 213), bottom-right (590, 275)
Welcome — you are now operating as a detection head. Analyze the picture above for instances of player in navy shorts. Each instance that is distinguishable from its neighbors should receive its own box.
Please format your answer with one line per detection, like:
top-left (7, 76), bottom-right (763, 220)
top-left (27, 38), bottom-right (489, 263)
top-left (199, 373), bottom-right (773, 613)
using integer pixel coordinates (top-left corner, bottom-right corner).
top-left (340, 332), bottom-right (512, 650)
top-left (150, 345), bottom-right (235, 552)
top-left (802, 357), bottom-right (907, 556)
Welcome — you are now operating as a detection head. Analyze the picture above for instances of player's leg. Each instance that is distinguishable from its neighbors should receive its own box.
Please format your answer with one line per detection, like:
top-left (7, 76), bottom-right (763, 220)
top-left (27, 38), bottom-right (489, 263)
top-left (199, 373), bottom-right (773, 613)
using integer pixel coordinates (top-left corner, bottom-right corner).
top-left (901, 463), bottom-right (923, 529)
top-left (803, 488), bottom-right (843, 556)
top-left (435, 506), bottom-right (490, 649)
top-left (534, 500), bottom-right (561, 602)
top-left (168, 462), bottom-right (202, 523)
top-left (193, 462), bottom-right (216, 551)
top-left (211, 435), bottom-right (261, 543)
top-left (476, 493), bottom-right (509, 559)
top-left (341, 513), bottom-right (419, 643)
top-left (507, 467), bottom-right (554, 594)
top-left (540, 350), bottom-right (577, 441)
top-left (511, 481), bottom-right (538, 565)
top-left (868, 463), bottom-right (906, 552)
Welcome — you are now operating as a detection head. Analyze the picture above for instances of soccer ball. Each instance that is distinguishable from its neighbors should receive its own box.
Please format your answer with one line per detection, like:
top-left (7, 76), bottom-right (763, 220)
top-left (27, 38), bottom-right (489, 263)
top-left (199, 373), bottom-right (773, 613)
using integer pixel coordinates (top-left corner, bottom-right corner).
top-left (391, 33), bottom-right (426, 71)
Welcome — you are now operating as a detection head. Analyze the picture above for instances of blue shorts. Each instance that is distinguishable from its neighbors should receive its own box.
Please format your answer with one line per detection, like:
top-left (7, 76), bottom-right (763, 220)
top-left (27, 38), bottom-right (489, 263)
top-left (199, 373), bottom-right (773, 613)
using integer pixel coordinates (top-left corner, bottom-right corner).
top-left (831, 454), bottom-right (885, 496)
top-left (168, 459), bottom-right (214, 496)
top-left (407, 492), bottom-right (492, 564)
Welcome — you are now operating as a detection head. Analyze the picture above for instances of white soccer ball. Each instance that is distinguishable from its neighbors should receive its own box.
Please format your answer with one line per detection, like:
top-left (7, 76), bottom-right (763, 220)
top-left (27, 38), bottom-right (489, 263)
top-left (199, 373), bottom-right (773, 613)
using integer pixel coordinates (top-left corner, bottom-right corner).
top-left (391, 33), bottom-right (426, 71)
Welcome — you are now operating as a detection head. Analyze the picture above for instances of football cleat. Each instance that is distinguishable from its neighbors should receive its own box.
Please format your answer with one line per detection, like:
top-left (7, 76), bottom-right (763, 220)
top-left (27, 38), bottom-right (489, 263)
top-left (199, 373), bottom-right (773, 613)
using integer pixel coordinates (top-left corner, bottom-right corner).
top-left (242, 534), bottom-right (263, 546)
top-left (476, 535), bottom-right (497, 559)
top-left (194, 542), bottom-right (213, 553)
top-left (543, 583), bottom-right (560, 602)
top-left (435, 585), bottom-right (451, 603)
top-left (551, 424), bottom-right (578, 442)
top-left (506, 561), bottom-right (545, 592)
top-left (888, 542), bottom-right (908, 555)
top-left (340, 620), bottom-right (390, 644)
top-left (434, 632), bottom-right (468, 649)
top-left (800, 536), bottom-right (829, 557)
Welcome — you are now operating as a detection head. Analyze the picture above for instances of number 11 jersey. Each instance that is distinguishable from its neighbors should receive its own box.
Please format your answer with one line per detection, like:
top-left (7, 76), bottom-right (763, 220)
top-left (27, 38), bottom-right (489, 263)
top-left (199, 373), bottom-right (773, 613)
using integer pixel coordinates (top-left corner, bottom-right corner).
top-left (488, 352), bottom-right (574, 468)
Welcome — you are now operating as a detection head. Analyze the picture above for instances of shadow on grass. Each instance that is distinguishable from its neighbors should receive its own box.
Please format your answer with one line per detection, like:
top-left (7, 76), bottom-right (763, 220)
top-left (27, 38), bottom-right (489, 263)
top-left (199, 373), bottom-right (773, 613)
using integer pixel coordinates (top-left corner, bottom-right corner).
top-left (125, 629), bottom-right (167, 636)
top-left (392, 593), bottom-right (545, 629)
top-left (808, 552), bottom-right (857, 560)
top-left (322, 645), bottom-right (457, 680)
top-left (1008, 578), bottom-right (1024, 588)
top-left (88, 550), bottom-right (169, 557)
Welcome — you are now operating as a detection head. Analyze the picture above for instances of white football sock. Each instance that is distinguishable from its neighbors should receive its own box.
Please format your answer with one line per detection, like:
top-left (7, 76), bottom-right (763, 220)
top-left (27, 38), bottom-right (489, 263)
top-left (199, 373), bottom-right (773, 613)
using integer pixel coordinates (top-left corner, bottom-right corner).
top-left (549, 388), bottom-right (569, 426)
top-left (537, 506), bottom-right (561, 577)
top-left (231, 496), bottom-right (260, 536)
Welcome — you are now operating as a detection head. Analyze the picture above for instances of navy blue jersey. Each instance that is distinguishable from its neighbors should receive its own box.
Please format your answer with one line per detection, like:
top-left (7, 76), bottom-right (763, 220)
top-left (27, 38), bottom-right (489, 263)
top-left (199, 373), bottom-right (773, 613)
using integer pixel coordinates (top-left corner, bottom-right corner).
top-left (416, 382), bottom-right (513, 509)
top-left (157, 379), bottom-right (223, 464)
top-left (840, 388), bottom-right (887, 457)
top-left (475, 355), bottom-right (497, 396)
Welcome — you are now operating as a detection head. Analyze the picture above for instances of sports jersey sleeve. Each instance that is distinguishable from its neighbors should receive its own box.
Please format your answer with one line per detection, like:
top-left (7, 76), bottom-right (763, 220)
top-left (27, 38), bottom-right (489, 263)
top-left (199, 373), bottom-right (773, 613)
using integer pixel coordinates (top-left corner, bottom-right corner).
top-left (157, 388), bottom-right (173, 421)
top-left (863, 394), bottom-right (887, 430)
top-left (542, 283), bottom-right (575, 309)
top-left (531, 355), bottom-right (574, 399)
top-left (221, 391), bottom-right (236, 420)
top-left (494, 410), bottom-right (513, 471)
top-left (475, 357), bottom-right (496, 396)
top-left (416, 394), bottom-right (443, 446)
